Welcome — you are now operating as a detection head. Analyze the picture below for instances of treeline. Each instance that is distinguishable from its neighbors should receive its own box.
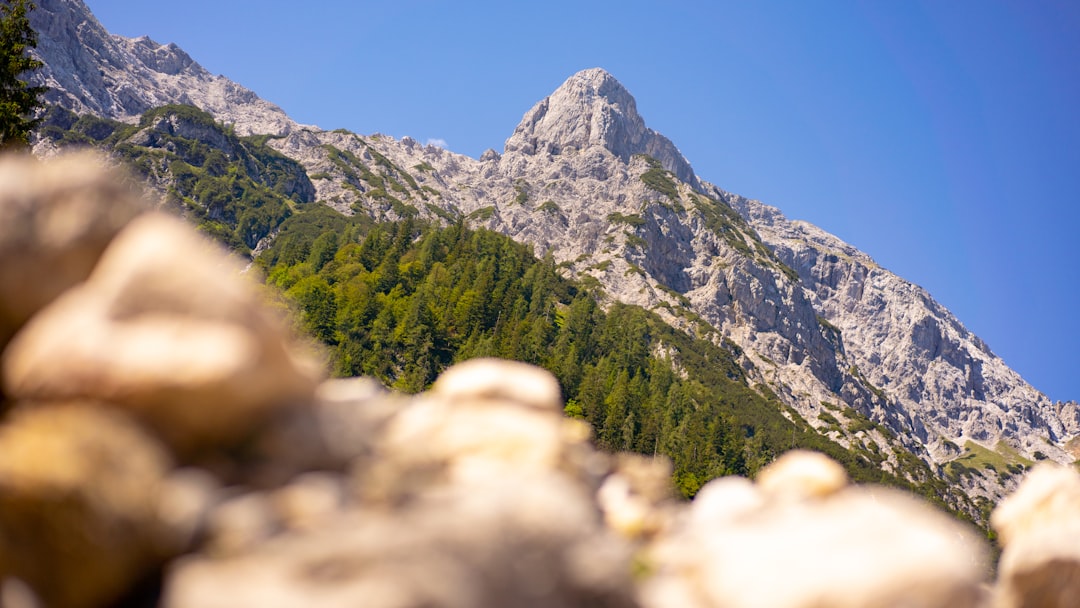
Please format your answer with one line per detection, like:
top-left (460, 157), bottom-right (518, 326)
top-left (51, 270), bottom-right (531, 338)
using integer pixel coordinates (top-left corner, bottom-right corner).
top-left (259, 211), bottom-right (919, 497)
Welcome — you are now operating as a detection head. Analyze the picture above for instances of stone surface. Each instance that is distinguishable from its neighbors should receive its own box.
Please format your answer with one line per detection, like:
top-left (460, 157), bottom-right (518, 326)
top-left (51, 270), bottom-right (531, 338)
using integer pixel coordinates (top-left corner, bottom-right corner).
top-left (504, 68), bottom-right (698, 187)
top-left (642, 457), bottom-right (989, 608)
top-left (164, 474), bottom-right (638, 608)
top-left (1, 212), bottom-right (321, 455)
top-left (431, 357), bottom-right (564, 411)
top-left (732, 196), bottom-right (1078, 476)
top-left (357, 374), bottom-right (598, 504)
top-left (991, 465), bottom-right (1080, 608)
top-left (0, 402), bottom-right (174, 608)
top-left (755, 449), bottom-right (849, 501)
top-left (0, 151), bottom-right (144, 347)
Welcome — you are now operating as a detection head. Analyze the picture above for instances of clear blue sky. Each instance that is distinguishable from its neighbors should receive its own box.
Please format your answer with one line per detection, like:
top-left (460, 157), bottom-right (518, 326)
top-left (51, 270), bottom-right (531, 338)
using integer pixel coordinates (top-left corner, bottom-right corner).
top-left (84, 0), bottom-right (1080, 402)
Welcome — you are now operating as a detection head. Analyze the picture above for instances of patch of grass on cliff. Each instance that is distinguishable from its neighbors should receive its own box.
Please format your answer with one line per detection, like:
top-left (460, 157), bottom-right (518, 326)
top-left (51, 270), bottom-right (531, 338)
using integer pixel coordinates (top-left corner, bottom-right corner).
top-left (607, 212), bottom-right (646, 227)
top-left (640, 165), bottom-right (679, 201)
top-left (538, 200), bottom-right (561, 214)
top-left (952, 441), bottom-right (1033, 476)
top-left (468, 206), bottom-right (495, 221)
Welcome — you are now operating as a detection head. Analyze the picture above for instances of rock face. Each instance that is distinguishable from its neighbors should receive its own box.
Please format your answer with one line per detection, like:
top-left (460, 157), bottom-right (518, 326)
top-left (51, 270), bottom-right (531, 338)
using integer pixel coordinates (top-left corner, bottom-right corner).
top-left (504, 68), bottom-right (698, 187)
top-left (28, 0), bottom-right (301, 135)
top-left (731, 199), bottom-right (1078, 465)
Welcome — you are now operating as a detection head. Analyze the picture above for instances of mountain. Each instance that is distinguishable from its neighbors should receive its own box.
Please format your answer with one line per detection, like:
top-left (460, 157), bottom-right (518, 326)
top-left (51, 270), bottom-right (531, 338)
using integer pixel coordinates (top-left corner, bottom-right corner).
top-left (27, 0), bottom-right (1079, 507)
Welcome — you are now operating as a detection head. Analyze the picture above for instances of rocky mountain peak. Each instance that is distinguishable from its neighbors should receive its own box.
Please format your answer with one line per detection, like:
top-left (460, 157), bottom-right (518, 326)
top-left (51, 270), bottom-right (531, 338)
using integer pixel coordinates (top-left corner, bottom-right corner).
top-left (504, 68), bottom-right (697, 186)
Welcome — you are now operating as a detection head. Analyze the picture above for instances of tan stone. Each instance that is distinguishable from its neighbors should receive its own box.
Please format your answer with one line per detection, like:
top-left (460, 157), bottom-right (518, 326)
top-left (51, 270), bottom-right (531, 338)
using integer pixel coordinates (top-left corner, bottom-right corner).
top-left (597, 453), bottom-right (676, 539)
top-left (163, 473), bottom-right (637, 608)
top-left (756, 449), bottom-right (849, 501)
top-left (356, 360), bottom-right (593, 504)
top-left (430, 357), bottom-right (563, 411)
top-left (991, 464), bottom-right (1080, 608)
top-left (642, 453), bottom-right (989, 608)
top-left (2, 213), bottom-right (321, 455)
top-left (0, 152), bottom-right (145, 347)
top-left (0, 402), bottom-right (173, 608)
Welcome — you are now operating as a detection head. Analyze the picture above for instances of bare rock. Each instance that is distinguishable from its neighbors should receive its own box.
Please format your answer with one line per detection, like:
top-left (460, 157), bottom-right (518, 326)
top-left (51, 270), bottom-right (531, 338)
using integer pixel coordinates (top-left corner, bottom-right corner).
top-left (273, 472), bottom-right (347, 532)
top-left (155, 468), bottom-right (223, 552)
top-left (755, 449), bottom-right (849, 501)
top-left (312, 377), bottom-right (400, 462)
top-left (203, 492), bottom-right (282, 557)
top-left (642, 452), bottom-right (989, 608)
top-left (991, 464), bottom-right (1080, 608)
top-left (30, 0), bottom-right (304, 136)
top-left (1, 213), bottom-right (321, 456)
top-left (430, 357), bottom-right (563, 411)
top-left (503, 68), bottom-right (697, 187)
top-left (0, 402), bottom-right (173, 608)
top-left (163, 474), bottom-right (638, 608)
top-left (597, 453), bottom-right (677, 540)
top-left (359, 361), bottom-right (596, 503)
top-left (0, 151), bottom-right (144, 347)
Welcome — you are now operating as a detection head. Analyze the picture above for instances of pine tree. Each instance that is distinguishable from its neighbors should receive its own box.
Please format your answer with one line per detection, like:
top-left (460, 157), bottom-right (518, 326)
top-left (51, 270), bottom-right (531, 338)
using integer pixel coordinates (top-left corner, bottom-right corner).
top-left (0, 0), bottom-right (45, 149)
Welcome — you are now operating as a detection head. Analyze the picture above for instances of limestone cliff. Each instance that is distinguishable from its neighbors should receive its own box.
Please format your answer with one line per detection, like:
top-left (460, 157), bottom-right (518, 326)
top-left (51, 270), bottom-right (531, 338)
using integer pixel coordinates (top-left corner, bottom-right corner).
top-left (28, 0), bottom-right (301, 136)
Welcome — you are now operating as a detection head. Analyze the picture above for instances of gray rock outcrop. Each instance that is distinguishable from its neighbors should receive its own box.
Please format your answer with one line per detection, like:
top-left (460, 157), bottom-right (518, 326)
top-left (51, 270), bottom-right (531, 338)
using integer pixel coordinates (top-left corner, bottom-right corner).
top-left (29, 0), bottom-right (302, 136)
top-left (504, 68), bottom-right (698, 188)
top-left (731, 197), bottom-right (1075, 470)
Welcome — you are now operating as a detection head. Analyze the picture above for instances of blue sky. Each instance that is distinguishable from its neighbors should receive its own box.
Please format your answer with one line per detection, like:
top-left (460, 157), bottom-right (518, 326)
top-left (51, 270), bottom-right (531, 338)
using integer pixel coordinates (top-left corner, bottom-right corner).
top-left (84, 0), bottom-right (1080, 401)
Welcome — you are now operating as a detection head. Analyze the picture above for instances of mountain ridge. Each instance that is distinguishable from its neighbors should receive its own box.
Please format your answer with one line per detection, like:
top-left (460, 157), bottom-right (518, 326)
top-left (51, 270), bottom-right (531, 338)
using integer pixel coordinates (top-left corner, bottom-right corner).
top-left (28, 0), bottom-right (302, 137)
top-left (27, 0), bottom-right (1079, 504)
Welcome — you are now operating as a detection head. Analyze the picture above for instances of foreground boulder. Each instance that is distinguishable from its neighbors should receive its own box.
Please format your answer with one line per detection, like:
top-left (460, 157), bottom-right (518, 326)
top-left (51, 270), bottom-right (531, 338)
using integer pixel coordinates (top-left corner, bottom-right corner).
top-left (0, 152), bottom-right (145, 350)
top-left (0, 403), bottom-right (174, 608)
top-left (154, 360), bottom-right (638, 608)
top-left (641, 450), bottom-right (990, 608)
top-left (991, 464), bottom-right (1080, 608)
top-left (165, 474), bottom-right (638, 608)
top-left (2, 212), bottom-right (321, 456)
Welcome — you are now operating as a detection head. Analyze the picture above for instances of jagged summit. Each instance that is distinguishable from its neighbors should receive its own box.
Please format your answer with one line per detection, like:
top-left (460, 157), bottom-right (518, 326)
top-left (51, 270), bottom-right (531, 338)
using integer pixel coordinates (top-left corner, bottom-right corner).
top-left (504, 68), bottom-right (698, 186)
